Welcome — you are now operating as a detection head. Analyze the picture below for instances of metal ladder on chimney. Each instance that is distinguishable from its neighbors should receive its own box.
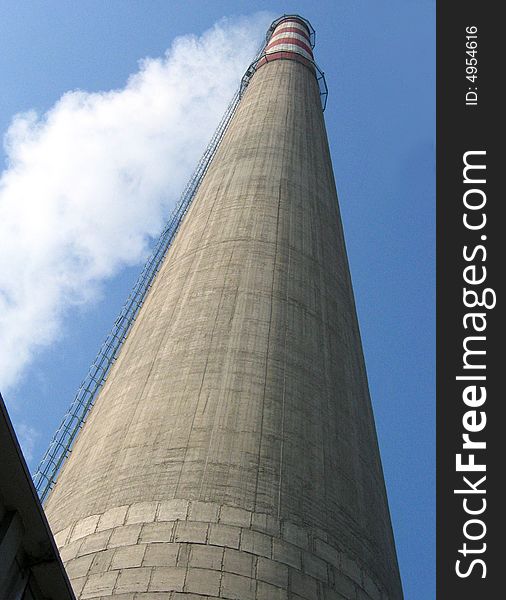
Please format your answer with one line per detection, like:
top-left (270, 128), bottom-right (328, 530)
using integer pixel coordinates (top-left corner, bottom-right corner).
top-left (31, 27), bottom-right (278, 503)
top-left (33, 18), bottom-right (327, 503)
top-left (33, 89), bottom-right (245, 504)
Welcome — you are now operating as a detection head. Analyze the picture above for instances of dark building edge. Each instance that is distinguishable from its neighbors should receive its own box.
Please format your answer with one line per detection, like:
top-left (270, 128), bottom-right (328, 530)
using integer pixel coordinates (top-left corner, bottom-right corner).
top-left (0, 392), bottom-right (75, 600)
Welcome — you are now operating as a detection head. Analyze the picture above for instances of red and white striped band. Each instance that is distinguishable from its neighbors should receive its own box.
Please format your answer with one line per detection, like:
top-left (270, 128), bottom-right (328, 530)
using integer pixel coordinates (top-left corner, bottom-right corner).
top-left (257, 17), bottom-right (315, 71)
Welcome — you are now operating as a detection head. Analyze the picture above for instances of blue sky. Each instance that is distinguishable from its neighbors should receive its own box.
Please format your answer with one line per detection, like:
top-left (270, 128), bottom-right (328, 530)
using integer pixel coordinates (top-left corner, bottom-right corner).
top-left (0, 1), bottom-right (434, 598)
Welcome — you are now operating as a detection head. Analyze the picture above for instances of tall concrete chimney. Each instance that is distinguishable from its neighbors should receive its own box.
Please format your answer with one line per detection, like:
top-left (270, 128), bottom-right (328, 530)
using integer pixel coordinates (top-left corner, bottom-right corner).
top-left (44, 16), bottom-right (403, 600)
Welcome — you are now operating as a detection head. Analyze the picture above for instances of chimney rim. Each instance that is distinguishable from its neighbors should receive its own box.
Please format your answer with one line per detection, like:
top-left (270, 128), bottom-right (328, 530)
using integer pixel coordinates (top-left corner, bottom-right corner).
top-left (267, 14), bottom-right (316, 49)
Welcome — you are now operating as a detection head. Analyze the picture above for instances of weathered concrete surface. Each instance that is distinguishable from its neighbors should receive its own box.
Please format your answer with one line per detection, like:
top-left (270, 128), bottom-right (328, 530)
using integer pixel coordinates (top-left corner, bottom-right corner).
top-left (45, 54), bottom-right (403, 599)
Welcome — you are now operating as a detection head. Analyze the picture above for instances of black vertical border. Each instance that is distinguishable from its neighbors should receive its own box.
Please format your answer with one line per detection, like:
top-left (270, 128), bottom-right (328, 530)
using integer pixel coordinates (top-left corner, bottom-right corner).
top-left (437, 3), bottom-right (501, 598)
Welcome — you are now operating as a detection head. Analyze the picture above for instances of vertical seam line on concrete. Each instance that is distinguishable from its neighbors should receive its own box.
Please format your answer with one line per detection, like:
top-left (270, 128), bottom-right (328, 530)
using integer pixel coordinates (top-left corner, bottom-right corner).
top-left (194, 249), bottom-right (234, 497)
top-left (253, 74), bottom-right (291, 513)
top-left (277, 163), bottom-right (292, 521)
top-left (252, 175), bottom-right (283, 515)
top-left (315, 154), bottom-right (331, 537)
top-left (307, 75), bottom-right (332, 534)
top-left (198, 279), bottom-right (239, 500)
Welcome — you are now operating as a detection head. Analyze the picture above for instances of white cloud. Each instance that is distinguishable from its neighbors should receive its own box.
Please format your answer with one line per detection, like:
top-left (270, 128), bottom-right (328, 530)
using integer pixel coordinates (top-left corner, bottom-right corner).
top-left (0, 14), bottom-right (271, 391)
